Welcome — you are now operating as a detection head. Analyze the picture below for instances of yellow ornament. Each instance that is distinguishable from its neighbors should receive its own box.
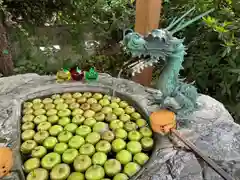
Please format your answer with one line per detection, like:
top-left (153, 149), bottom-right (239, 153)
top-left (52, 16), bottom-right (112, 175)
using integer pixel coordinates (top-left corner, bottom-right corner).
top-left (56, 69), bottom-right (71, 83)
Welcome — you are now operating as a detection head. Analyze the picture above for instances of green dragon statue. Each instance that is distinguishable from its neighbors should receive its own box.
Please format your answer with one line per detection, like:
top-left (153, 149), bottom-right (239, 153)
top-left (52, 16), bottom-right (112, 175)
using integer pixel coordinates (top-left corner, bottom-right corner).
top-left (122, 7), bottom-right (214, 119)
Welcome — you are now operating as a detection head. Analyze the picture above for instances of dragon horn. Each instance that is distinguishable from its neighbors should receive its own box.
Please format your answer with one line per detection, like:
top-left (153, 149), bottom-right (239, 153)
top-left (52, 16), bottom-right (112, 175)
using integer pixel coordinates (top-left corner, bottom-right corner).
top-left (171, 8), bottom-right (215, 34)
top-left (165, 7), bottom-right (196, 31)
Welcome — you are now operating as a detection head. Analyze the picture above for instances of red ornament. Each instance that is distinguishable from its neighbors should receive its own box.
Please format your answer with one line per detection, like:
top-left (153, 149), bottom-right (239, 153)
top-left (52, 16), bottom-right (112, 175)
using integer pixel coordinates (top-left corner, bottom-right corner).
top-left (70, 66), bottom-right (84, 81)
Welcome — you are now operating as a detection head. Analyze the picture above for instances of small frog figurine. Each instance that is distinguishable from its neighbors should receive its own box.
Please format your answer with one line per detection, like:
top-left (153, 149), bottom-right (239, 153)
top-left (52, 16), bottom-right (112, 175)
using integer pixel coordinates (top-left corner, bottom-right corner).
top-left (56, 68), bottom-right (71, 83)
top-left (85, 67), bottom-right (98, 81)
top-left (70, 66), bottom-right (84, 81)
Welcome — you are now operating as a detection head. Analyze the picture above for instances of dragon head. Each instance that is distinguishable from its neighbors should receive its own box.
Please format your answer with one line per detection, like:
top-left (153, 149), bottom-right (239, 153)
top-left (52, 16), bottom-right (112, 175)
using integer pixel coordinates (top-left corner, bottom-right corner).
top-left (122, 7), bottom-right (215, 76)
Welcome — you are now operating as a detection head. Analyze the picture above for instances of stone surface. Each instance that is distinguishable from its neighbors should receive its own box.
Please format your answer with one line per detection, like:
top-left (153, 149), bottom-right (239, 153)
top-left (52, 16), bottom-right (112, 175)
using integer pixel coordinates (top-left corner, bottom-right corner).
top-left (0, 73), bottom-right (239, 180)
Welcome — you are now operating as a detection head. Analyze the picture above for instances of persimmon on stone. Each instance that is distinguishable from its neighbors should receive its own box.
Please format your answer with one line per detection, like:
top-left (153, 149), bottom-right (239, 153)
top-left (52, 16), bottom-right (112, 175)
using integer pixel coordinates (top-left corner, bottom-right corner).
top-left (0, 147), bottom-right (13, 178)
top-left (149, 109), bottom-right (176, 134)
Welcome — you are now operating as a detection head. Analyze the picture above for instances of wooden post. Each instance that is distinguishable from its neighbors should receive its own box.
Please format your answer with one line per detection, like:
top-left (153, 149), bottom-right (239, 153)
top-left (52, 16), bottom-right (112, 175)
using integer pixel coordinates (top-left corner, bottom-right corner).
top-left (132, 0), bottom-right (162, 87)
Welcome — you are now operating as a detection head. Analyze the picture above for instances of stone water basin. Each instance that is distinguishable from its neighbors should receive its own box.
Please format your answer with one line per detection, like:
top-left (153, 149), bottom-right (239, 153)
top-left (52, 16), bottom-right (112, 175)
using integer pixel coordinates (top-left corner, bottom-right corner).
top-left (14, 85), bottom-right (158, 180)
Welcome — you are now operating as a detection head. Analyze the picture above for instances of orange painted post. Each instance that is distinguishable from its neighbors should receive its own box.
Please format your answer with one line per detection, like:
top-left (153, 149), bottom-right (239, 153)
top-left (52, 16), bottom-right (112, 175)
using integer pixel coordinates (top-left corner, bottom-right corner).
top-left (132, 0), bottom-right (162, 87)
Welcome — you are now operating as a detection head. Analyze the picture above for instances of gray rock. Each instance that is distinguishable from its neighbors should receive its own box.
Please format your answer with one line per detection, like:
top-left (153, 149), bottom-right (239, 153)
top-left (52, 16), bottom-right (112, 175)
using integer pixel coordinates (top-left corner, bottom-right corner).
top-left (0, 73), bottom-right (239, 180)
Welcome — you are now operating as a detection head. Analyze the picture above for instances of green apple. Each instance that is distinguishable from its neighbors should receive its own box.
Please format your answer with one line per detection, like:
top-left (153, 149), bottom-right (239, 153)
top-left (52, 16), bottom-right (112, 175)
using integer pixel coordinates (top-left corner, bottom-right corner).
top-left (93, 122), bottom-right (109, 133)
top-left (32, 103), bottom-right (44, 110)
top-left (58, 117), bottom-right (71, 126)
top-left (90, 103), bottom-right (102, 112)
top-left (111, 97), bottom-right (121, 103)
top-left (133, 152), bottom-right (149, 165)
top-left (34, 131), bottom-right (49, 144)
top-left (109, 102), bottom-right (119, 109)
top-left (34, 115), bottom-right (47, 124)
top-left (119, 101), bottom-right (128, 108)
top-left (139, 127), bottom-right (153, 137)
top-left (44, 103), bottom-right (55, 110)
top-left (72, 92), bottom-right (82, 99)
top-left (43, 137), bottom-right (58, 149)
top-left (95, 140), bottom-right (111, 153)
top-left (87, 98), bottom-right (98, 104)
top-left (85, 165), bottom-right (105, 180)
top-left (104, 159), bottom-right (121, 177)
top-left (65, 98), bottom-right (76, 105)
top-left (21, 140), bottom-right (37, 154)
top-left (101, 107), bottom-right (113, 114)
top-left (92, 152), bottom-right (107, 165)
top-left (99, 99), bottom-right (110, 106)
top-left (37, 122), bottom-right (51, 131)
top-left (114, 128), bottom-right (128, 140)
top-left (54, 143), bottom-right (68, 154)
top-left (62, 92), bottom-right (72, 99)
top-left (112, 138), bottom-right (126, 152)
top-left (69, 102), bottom-right (80, 110)
top-left (93, 93), bottom-right (103, 100)
top-left (141, 137), bottom-right (154, 151)
top-left (47, 115), bottom-right (59, 124)
top-left (77, 96), bottom-right (87, 104)
top-left (50, 163), bottom-right (71, 180)
top-left (127, 141), bottom-right (142, 154)
top-left (110, 120), bottom-right (123, 130)
top-left (103, 95), bottom-right (111, 100)
top-left (131, 112), bottom-right (141, 120)
top-left (24, 157), bottom-right (40, 173)
top-left (62, 149), bottom-right (79, 164)
top-left (84, 117), bottom-right (97, 127)
top-left (102, 179), bottom-right (111, 180)
top-left (58, 109), bottom-right (71, 117)
top-left (26, 168), bottom-right (48, 180)
top-left (83, 110), bottom-right (95, 118)
top-left (73, 155), bottom-right (92, 172)
top-left (136, 119), bottom-right (147, 128)
top-left (58, 131), bottom-right (73, 143)
top-left (67, 172), bottom-right (84, 180)
top-left (94, 112), bottom-right (105, 121)
top-left (123, 162), bottom-right (141, 177)
top-left (124, 106), bottom-right (135, 114)
top-left (119, 114), bottom-right (131, 122)
top-left (32, 98), bottom-right (42, 104)
top-left (23, 107), bottom-right (34, 114)
top-left (72, 115), bottom-right (85, 125)
top-left (64, 123), bottom-right (78, 133)
top-left (22, 122), bottom-right (35, 131)
top-left (22, 129), bottom-right (35, 141)
top-left (51, 94), bottom-right (61, 99)
top-left (76, 125), bottom-right (91, 137)
top-left (68, 135), bottom-right (85, 149)
top-left (79, 143), bottom-right (95, 156)
top-left (49, 125), bottom-right (63, 136)
top-left (34, 109), bottom-right (46, 116)
top-left (22, 114), bottom-right (35, 122)
top-left (85, 132), bottom-right (101, 145)
top-left (82, 92), bottom-right (92, 98)
top-left (23, 102), bottom-right (33, 108)
top-left (124, 121), bottom-right (137, 132)
top-left (116, 150), bottom-right (132, 165)
top-left (31, 146), bottom-right (47, 158)
top-left (113, 173), bottom-right (128, 180)
top-left (128, 131), bottom-right (142, 141)
top-left (23, 108), bottom-right (34, 115)
top-left (42, 98), bottom-right (53, 104)
top-left (53, 98), bottom-right (64, 104)
top-left (56, 103), bottom-right (68, 110)
top-left (105, 113), bottom-right (117, 122)
top-left (72, 108), bottom-right (84, 116)
top-left (101, 130), bottom-right (115, 142)
top-left (112, 108), bottom-right (125, 116)
top-left (41, 152), bottom-right (61, 170)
